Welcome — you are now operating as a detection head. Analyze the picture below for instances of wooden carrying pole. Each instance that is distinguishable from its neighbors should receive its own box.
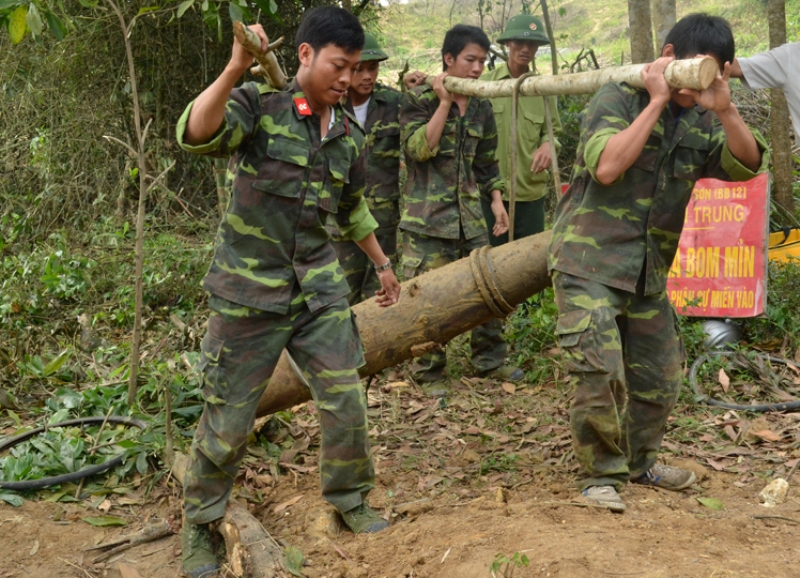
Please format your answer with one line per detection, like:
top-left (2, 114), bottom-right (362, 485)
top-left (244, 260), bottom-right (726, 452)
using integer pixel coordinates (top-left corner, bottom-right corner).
top-left (233, 21), bottom-right (287, 89)
top-left (426, 56), bottom-right (718, 97)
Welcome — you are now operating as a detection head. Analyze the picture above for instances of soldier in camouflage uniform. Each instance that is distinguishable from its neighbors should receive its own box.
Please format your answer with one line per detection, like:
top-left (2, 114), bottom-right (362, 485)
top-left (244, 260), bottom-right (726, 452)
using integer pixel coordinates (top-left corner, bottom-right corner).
top-left (548, 14), bottom-right (768, 512)
top-left (329, 34), bottom-right (405, 305)
top-left (175, 8), bottom-right (401, 577)
top-left (400, 25), bottom-right (524, 396)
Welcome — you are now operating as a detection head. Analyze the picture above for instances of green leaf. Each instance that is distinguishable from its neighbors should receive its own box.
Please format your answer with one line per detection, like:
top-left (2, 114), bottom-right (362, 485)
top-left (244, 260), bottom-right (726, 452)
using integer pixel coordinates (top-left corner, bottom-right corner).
top-left (0, 492), bottom-right (24, 507)
top-left (77, 0), bottom-right (99, 7)
top-left (228, 1), bottom-right (242, 23)
top-left (44, 490), bottom-right (69, 502)
top-left (82, 516), bottom-right (128, 527)
top-left (45, 12), bottom-right (66, 41)
top-left (6, 410), bottom-right (21, 428)
top-left (558, 6), bottom-right (567, 17)
top-left (697, 497), bottom-right (724, 510)
top-left (43, 349), bottom-right (71, 377)
top-left (109, 363), bottom-right (128, 378)
top-left (284, 546), bottom-right (305, 577)
top-left (53, 388), bottom-right (82, 409)
top-left (251, 0), bottom-right (273, 15)
top-left (26, 2), bottom-right (43, 36)
top-left (9, 5), bottom-right (27, 44)
top-left (176, 0), bottom-right (193, 18)
top-left (48, 408), bottom-right (71, 425)
top-left (136, 5), bottom-right (159, 15)
top-left (0, 0), bottom-right (21, 9)
top-left (135, 451), bottom-right (148, 475)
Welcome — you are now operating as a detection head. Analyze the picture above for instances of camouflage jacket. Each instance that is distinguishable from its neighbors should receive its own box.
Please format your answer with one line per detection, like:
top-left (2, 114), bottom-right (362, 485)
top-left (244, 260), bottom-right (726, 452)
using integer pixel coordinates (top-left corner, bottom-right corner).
top-left (482, 63), bottom-right (562, 202)
top-left (176, 80), bottom-right (376, 314)
top-left (399, 85), bottom-right (505, 240)
top-left (331, 82), bottom-right (403, 238)
top-left (548, 82), bottom-right (769, 295)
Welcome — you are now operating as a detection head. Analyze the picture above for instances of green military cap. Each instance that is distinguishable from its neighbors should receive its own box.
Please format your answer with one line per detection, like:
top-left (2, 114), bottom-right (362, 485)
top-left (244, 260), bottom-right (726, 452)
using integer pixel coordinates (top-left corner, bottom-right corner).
top-left (360, 32), bottom-right (389, 62)
top-left (496, 14), bottom-right (550, 45)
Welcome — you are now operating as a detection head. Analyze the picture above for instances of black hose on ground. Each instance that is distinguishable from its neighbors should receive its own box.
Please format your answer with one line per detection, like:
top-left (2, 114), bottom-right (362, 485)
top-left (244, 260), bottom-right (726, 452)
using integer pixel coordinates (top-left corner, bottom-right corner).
top-left (0, 416), bottom-right (147, 490)
top-left (689, 351), bottom-right (800, 412)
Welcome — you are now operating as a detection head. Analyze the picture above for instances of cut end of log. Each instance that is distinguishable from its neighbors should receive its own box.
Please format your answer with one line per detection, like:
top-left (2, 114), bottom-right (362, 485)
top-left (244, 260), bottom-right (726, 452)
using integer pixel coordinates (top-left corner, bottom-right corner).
top-left (664, 56), bottom-right (719, 91)
top-left (696, 56), bottom-right (720, 90)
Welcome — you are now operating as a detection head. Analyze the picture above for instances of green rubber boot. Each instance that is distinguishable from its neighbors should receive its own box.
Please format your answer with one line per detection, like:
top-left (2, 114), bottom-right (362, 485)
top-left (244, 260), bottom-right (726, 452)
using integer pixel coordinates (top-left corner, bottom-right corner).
top-left (340, 502), bottom-right (389, 534)
top-left (182, 521), bottom-right (220, 578)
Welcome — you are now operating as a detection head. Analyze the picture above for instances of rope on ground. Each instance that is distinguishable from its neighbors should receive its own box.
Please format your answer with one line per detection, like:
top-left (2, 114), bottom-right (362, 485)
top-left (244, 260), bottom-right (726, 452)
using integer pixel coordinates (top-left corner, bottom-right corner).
top-left (0, 416), bottom-right (147, 490)
top-left (689, 350), bottom-right (800, 412)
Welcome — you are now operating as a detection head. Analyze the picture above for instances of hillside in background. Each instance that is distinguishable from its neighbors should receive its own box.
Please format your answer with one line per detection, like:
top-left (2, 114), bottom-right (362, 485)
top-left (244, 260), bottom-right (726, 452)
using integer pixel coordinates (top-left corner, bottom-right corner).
top-left (375, 0), bottom-right (800, 82)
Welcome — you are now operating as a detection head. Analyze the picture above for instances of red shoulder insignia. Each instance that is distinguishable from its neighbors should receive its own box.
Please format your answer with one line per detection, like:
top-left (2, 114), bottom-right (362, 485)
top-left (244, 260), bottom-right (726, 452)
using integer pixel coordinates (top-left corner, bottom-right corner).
top-left (294, 97), bottom-right (312, 116)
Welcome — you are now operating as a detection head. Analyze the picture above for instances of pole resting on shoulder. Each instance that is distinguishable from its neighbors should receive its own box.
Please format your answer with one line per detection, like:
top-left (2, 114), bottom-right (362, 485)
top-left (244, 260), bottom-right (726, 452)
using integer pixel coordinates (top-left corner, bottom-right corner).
top-left (425, 57), bottom-right (719, 97)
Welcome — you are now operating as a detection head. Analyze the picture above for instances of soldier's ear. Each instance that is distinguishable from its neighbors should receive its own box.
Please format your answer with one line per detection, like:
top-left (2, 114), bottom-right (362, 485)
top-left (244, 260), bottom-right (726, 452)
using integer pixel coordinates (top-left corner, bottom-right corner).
top-left (662, 44), bottom-right (676, 59)
top-left (298, 42), bottom-right (315, 67)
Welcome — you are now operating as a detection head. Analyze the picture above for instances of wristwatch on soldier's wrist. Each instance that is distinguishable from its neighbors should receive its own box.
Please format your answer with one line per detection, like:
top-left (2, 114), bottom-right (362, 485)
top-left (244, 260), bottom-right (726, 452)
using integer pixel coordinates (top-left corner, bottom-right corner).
top-left (375, 259), bottom-right (392, 273)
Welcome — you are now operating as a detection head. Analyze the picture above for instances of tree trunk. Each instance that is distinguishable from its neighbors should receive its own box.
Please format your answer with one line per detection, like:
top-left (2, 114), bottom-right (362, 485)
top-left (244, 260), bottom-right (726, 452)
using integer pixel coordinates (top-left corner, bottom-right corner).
top-left (539, 0), bottom-right (559, 76)
top-left (768, 0), bottom-right (794, 216)
top-left (257, 231), bottom-right (554, 416)
top-left (650, 0), bottom-right (675, 54)
top-left (628, 0), bottom-right (655, 64)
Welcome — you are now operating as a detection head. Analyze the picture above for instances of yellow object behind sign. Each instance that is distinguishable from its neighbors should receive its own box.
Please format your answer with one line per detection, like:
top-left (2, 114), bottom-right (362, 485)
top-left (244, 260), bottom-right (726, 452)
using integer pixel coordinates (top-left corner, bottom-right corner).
top-left (769, 228), bottom-right (800, 263)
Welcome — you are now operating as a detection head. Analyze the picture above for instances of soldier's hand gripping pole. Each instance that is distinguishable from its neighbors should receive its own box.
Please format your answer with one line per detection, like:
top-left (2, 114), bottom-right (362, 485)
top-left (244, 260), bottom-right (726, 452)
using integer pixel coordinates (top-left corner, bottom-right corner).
top-left (233, 21), bottom-right (288, 89)
top-left (424, 56), bottom-right (719, 97)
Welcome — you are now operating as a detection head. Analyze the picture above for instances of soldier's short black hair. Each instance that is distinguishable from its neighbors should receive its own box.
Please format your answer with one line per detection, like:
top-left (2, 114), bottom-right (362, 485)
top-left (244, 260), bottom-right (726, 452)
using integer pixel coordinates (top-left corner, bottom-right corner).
top-left (441, 25), bottom-right (490, 71)
top-left (295, 6), bottom-right (364, 54)
top-left (664, 13), bottom-right (734, 68)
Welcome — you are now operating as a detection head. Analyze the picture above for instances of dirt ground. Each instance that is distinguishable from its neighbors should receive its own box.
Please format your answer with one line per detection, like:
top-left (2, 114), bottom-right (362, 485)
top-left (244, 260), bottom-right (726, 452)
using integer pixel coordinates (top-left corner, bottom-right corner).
top-left (2, 370), bottom-right (800, 578)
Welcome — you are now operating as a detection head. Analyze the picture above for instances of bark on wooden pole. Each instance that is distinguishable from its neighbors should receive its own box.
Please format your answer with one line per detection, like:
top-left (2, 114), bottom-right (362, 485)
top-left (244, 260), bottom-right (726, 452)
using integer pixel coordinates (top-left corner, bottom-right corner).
top-left (256, 230), bottom-right (553, 416)
top-left (426, 56), bottom-right (718, 97)
top-left (234, 21), bottom-right (287, 89)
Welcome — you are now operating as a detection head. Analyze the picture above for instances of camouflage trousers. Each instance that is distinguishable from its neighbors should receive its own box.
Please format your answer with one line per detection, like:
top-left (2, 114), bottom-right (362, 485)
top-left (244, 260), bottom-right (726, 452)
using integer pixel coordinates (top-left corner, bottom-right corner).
top-left (331, 226), bottom-right (398, 306)
top-left (184, 291), bottom-right (374, 524)
top-left (401, 230), bottom-right (507, 381)
top-left (552, 271), bottom-right (685, 491)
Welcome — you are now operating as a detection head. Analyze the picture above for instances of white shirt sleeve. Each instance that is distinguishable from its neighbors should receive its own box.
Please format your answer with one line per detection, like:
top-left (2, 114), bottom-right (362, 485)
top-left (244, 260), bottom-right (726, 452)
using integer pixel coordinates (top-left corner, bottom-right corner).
top-left (737, 43), bottom-right (798, 90)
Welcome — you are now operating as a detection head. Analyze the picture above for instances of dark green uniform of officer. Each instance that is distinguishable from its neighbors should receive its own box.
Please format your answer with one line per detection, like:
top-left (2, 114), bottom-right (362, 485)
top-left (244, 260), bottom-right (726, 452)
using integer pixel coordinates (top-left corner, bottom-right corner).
top-left (330, 34), bottom-right (405, 305)
top-left (481, 14), bottom-right (562, 245)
